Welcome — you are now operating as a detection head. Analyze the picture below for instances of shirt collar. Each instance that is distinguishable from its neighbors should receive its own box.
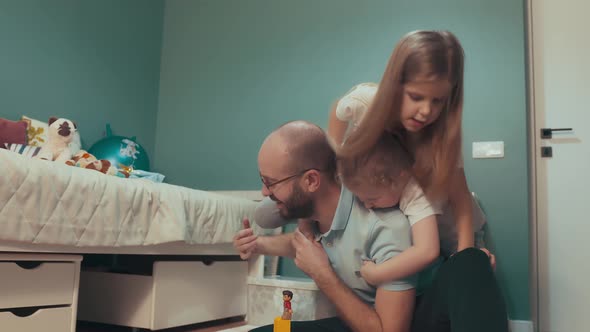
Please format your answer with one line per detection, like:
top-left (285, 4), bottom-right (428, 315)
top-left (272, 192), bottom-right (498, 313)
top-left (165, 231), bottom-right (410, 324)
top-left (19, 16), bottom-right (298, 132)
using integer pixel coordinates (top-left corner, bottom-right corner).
top-left (314, 186), bottom-right (354, 240)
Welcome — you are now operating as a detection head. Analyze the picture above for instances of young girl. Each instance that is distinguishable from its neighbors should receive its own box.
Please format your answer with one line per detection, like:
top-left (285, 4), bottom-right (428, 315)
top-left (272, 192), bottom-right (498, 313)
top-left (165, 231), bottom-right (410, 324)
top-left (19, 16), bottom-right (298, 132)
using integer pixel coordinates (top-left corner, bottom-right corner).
top-left (331, 30), bottom-right (476, 253)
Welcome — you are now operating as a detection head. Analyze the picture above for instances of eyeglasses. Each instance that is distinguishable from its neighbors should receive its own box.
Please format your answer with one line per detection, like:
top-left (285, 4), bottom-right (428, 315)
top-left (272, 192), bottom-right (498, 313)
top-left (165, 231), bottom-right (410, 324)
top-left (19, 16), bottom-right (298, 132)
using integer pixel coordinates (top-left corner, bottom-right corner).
top-left (260, 168), bottom-right (320, 190)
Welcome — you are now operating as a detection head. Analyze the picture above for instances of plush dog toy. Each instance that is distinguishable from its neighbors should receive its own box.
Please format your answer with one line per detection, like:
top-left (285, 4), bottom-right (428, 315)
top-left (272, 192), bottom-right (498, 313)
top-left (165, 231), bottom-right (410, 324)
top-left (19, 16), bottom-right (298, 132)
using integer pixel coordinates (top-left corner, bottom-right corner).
top-left (66, 150), bottom-right (129, 178)
top-left (66, 150), bottom-right (96, 167)
top-left (36, 117), bottom-right (80, 162)
top-left (87, 159), bottom-right (116, 175)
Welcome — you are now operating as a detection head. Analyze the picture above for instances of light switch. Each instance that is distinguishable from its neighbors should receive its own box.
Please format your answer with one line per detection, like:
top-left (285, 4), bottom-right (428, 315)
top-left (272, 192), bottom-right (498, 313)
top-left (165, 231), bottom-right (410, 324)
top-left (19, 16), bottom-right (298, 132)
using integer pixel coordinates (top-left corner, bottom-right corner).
top-left (472, 141), bottom-right (504, 159)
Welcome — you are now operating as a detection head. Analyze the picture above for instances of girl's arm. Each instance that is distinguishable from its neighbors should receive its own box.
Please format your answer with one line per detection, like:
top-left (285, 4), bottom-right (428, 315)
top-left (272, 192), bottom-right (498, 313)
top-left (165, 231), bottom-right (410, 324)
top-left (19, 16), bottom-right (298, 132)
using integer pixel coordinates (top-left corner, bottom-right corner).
top-left (448, 167), bottom-right (474, 251)
top-left (328, 83), bottom-right (377, 146)
top-left (360, 216), bottom-right (439, 285)
top-left (327, 100), bottom-right (348, 145)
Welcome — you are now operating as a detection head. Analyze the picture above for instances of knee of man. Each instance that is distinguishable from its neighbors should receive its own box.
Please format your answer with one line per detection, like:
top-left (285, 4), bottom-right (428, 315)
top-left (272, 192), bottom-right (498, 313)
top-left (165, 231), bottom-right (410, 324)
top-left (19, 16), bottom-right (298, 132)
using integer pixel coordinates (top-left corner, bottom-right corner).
top-left (451, 247), bottom-right (492, 271)
top-left (249, 325), bottom-right (274, 332)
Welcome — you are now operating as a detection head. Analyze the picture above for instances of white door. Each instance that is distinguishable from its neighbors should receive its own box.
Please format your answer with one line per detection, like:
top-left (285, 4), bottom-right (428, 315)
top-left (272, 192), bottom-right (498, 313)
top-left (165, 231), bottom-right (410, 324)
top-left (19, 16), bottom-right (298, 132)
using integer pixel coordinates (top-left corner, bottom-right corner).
top-left (530, 0), bottom-right (590, 331)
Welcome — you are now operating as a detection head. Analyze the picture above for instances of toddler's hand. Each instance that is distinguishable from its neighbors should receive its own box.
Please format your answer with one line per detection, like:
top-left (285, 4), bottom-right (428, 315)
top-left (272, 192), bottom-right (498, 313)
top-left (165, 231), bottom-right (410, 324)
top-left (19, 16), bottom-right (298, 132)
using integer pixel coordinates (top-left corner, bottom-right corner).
top-left (360, 260), bottom-right (380, 286)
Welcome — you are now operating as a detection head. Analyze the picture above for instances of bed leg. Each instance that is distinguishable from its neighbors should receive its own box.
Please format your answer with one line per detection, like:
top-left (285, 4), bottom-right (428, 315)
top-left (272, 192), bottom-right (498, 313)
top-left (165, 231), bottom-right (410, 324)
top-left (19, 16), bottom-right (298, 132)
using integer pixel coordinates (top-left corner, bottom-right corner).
top-left (248, 227), bottom-right (281, 279)
top-left (248, 255), bottom-right (265, 279)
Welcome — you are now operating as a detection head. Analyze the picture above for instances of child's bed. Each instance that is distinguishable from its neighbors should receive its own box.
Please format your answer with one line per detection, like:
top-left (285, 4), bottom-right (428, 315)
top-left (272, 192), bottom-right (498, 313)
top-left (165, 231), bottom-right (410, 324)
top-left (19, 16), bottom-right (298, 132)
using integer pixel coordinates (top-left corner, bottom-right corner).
top-left (0, 148), bottom-right (260, 250)
top-left (0, 148), bottom-right (265, 330)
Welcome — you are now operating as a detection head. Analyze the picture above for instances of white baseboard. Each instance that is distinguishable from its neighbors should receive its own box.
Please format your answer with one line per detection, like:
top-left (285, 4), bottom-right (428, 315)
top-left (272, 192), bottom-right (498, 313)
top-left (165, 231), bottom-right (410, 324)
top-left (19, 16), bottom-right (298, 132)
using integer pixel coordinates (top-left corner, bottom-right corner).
top-left (234, 321), bottom-right (533, 331)
top-left (510, 320), bottom-right (534, 332)
top-left (219, 325), bottom-right (259, 332)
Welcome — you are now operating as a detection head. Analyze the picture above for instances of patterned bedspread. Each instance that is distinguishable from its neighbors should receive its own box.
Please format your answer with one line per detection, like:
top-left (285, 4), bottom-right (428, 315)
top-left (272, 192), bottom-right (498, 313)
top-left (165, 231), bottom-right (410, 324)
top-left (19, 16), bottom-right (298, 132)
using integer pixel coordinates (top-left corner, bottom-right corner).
top-left (0, 149), bottom-right (259, 246)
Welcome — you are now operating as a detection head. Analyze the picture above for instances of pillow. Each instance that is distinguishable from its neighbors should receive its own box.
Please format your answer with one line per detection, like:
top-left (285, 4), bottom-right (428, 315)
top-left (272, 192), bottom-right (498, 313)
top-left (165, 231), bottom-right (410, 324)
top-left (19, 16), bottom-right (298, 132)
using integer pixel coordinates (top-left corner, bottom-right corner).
top-left (0, 118), bottom-right (27, 145)
top-left (4, 143), bottom-right (42, 158)
top-left (21, 116), bottom-right (48, 147)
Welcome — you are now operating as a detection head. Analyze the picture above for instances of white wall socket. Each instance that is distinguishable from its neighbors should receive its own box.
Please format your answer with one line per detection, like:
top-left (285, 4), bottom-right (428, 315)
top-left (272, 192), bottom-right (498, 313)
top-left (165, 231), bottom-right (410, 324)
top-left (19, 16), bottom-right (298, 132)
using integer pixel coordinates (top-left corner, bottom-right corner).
top-left (472, 141), bottom-right (504, 159)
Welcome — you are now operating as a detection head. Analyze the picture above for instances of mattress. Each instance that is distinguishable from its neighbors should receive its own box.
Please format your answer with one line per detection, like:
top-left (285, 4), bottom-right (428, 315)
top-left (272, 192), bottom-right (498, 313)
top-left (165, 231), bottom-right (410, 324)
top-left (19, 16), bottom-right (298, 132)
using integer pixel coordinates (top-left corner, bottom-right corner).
top-left (0, 149), bottom-right (260, 247)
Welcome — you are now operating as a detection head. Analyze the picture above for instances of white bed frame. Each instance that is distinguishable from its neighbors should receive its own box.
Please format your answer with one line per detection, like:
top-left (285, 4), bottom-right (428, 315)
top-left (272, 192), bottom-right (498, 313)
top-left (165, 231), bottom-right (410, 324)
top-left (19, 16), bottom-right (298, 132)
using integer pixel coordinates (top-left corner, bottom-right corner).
top-left (0, 190), bottom-right (267, 331)
top-left (0, 240), bottom-right (237, 255)
top-left (0, 240), bottom-right (266, 276)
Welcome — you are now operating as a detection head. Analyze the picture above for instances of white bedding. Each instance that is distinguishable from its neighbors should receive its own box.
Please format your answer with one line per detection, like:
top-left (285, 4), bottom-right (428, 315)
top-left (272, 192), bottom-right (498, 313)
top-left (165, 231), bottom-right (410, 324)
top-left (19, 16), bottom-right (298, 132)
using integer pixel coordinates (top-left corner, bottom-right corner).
top-left (0, 149), bottom-right (259, 247)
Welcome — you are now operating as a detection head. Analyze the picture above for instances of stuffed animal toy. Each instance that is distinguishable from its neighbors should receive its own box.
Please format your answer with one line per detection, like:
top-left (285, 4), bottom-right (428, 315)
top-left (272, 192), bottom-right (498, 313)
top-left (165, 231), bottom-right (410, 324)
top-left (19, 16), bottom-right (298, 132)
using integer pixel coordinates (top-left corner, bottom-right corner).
top-left (86, 159), bottom-right (129, 178)
top-left (66, 150), bottom-right (95, 167)
top-left (69, 127), bottom-right (81, 156)
top-left (66, 150), bottom-right (129, 178)
top-left (86, 159), bottom-right (116, 175)
top-left (36, 117), bottom-right (80, 162)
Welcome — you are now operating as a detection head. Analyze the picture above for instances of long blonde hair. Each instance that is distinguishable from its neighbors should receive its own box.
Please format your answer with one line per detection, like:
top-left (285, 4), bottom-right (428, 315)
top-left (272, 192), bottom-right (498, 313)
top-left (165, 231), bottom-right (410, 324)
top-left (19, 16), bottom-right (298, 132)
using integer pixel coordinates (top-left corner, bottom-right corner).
top-left (336, 30), bottom-right (465, 201)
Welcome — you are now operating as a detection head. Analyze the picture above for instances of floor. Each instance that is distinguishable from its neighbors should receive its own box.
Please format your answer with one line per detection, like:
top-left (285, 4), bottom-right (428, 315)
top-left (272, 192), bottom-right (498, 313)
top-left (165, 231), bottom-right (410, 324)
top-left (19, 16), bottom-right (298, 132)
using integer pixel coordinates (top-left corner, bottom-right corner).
top-left (77, 317), bottom-right (259, 332)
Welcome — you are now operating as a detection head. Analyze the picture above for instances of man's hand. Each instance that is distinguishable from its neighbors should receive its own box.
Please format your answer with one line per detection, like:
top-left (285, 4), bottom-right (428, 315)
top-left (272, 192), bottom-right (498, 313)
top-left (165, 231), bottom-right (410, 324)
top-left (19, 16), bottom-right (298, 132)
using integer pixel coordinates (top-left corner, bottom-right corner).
top-left (291, 228), bottom-right (331, 279)
top-left (233, 218), bottom-right (257, 260)
top-left (297, 219), bottom-right (316, 241)
top-left (480, 248), bottom-right (497, 271)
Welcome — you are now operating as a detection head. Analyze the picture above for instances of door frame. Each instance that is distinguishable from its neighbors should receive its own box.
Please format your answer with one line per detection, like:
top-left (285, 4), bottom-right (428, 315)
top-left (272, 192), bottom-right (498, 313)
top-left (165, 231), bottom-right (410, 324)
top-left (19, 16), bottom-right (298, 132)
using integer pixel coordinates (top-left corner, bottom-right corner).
top-left (525, 0), bottom-right (539, 330)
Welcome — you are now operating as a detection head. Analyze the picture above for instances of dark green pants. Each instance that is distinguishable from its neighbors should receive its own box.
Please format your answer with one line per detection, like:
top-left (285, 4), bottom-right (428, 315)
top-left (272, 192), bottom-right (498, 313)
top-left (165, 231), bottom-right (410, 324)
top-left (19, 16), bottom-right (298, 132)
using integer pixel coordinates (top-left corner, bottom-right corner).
top-left (250, 248), bottom-right (509, 332)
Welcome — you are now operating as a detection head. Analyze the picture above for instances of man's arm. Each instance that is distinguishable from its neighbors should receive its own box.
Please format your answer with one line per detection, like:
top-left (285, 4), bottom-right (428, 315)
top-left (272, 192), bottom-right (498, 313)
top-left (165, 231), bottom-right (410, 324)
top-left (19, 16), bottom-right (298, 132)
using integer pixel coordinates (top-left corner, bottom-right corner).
top-left (314, 266), bottom-right (414, 332)
top-left (256, 232), bottom-right (295, 258)
top-left (233, 218), bottom-right (295, 259)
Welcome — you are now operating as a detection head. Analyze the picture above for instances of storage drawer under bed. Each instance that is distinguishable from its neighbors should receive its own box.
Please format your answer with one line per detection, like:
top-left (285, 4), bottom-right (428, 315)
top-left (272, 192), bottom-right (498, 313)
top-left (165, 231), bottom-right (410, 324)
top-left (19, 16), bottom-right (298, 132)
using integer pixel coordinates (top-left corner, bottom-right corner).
top-left (0, 306), bottom-right (72, 332)
top-left (0, 261), bottom-right (77, 309)
top-left (78, 259), bottom-right (248, 330)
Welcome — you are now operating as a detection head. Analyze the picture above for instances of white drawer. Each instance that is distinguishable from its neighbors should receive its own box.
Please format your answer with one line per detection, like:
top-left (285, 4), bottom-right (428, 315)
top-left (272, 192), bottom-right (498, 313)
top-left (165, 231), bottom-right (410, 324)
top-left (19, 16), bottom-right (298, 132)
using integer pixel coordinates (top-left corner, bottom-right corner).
top-left (79, 260), bottom-right (248, 330)
top-left (0, 306), bottom-right (72, 332)
top-left (0, 261), bottom-right (76, 309)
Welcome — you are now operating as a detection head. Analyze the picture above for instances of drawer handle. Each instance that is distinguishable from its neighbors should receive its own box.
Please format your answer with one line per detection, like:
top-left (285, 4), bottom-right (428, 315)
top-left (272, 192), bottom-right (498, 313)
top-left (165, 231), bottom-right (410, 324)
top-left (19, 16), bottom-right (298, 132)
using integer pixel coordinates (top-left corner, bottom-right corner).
top-left (202, 260), bottom-right (214, 266)
top-left (9, 307), bottom-right (40, 318)
top-left (15, 261), bottom-right (44, 270)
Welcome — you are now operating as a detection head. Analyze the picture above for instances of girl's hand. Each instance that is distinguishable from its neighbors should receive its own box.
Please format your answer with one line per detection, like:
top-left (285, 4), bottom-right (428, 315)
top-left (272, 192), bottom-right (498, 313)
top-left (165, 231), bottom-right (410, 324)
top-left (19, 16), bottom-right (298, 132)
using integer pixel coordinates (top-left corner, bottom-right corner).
top-left (360, 260), bottom-right (380, 285)
top-left (480, 248), bottom-right (497, 271)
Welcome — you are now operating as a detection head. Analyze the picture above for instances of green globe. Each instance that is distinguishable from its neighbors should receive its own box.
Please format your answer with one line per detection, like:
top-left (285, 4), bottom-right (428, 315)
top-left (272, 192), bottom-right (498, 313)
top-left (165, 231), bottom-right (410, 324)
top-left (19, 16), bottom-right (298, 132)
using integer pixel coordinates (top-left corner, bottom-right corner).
top-left (88, 136), bottom-right (150, 172)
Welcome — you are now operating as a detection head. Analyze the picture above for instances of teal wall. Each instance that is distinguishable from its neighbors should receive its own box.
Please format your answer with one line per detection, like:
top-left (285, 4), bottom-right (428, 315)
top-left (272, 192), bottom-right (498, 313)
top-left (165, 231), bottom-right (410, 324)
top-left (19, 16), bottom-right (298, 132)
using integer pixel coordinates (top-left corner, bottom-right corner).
top-left (0, 0), bottom-right (164, 158)
top-left (156, 0), bottom-right (529, 319)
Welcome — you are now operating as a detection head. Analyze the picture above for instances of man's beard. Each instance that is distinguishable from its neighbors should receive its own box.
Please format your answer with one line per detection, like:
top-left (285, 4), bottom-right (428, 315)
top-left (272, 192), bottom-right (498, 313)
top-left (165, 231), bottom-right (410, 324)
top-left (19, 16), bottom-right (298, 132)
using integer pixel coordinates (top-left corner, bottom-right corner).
top-left (271, 185), bottom-right (314, 220)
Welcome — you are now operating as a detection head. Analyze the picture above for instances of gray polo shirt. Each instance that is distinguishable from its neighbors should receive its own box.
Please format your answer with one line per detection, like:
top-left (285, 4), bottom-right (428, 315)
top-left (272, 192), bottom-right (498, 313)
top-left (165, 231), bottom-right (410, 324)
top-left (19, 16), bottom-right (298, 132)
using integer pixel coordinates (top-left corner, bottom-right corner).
top-left (314, 186), bottom-right (417, 305)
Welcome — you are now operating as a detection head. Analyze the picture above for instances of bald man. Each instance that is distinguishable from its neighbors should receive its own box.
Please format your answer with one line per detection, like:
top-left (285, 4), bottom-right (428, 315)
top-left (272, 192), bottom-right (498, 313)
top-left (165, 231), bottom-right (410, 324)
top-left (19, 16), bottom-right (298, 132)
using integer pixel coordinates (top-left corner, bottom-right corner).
top-left (234, 121), bottom-right (508, 332)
